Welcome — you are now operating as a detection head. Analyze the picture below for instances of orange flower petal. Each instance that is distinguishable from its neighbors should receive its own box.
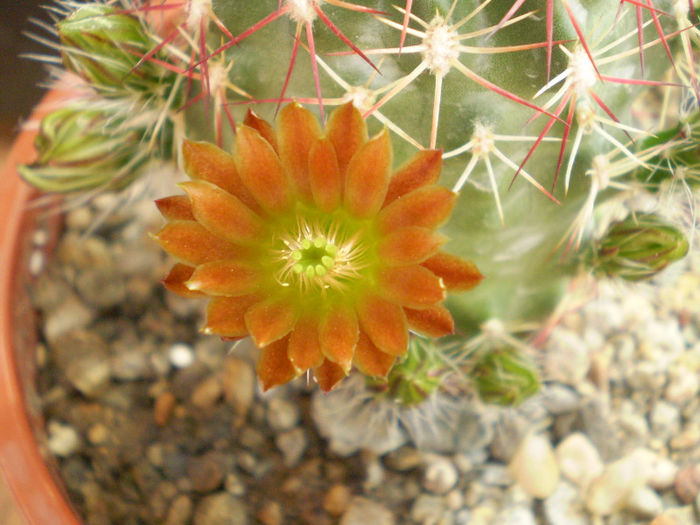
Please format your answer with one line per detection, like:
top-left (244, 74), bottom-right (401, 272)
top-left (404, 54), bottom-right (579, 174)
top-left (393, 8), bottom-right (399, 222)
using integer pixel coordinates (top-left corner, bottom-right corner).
top-left (245, 297), bottom-right (299, 348)
top-left (353, 331), bottom-right (396, 377)
top-left (422, 253), bottom-right (484, 291)
top-left (377, 186), bottom-right (457, 234)
top-left (186, 260), bottom-right (262, 296)
top-left (257, 337), bottom-right (298, 391)
top-left (377, 265), bottom-right (446, 309)
top-left (287, 315), bottom-right (324, 372)
top-left (308, 137), bottom-right (342, 213)
top-left (162, 263), bottom-right (205, 297)
top-left (344, 128), bottom-right (392, 219)
top-left (318, 303), bottom-right (358, 372)
top-left (277, 102), bottom-right (321, 203)
top-left (357, 293), bottom-right (408, 356)
top-left (183, 139), bottom-right (260, 212)
top-left (154, 220), bottom-right (239, 266)
top-left (326, 102), bottom-right (368, 175)
top-left (244, 109), bottom-right (278, 153)
top-left (180, 180), bottom-right (266, 245)
top-left (203, 294), bottom-right (260, 337)
top-left (155, 195), bottom-right (195, 221)
top-left (404, 304), bottom-right (455, 338)
top-left (235, 125), bottom-right (292, 213)
top-left (377, 226), bottom-right (447, 265)
top-left (314, 358), bottom-right (347, 392)
top-left (384, 149), bottom-right (442, 206)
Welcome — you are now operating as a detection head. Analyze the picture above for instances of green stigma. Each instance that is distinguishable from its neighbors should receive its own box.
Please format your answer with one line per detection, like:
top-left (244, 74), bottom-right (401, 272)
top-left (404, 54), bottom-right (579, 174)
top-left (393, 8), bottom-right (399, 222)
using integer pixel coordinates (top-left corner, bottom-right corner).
top-left (291, 236), bottom-right (338, 279)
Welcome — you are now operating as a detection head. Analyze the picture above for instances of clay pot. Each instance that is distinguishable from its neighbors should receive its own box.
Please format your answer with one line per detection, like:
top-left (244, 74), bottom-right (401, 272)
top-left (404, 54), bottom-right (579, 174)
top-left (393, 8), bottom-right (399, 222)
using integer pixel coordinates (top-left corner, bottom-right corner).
top-left (0, 90), bottom-right (81, 524)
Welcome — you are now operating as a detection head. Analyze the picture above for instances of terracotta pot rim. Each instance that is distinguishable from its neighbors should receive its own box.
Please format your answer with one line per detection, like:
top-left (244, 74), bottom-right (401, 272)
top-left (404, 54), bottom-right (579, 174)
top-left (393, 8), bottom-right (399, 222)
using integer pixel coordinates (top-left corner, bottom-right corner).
top-left (0, 89), bottom-right (81, 525)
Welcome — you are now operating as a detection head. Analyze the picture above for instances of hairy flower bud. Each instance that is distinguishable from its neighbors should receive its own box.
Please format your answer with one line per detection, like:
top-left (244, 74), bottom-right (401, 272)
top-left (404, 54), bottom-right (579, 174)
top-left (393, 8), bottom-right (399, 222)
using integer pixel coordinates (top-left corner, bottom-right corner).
top-left (368, 337), bottom-right (451, 405)
top-left (472, 347), bottom-right (540, 406)
top-left (57, 5), bottom-right (164, 93)
top-left (19, 105), bottom-right (146, 192)
top-left (594, 213), bottom-right (689, 281)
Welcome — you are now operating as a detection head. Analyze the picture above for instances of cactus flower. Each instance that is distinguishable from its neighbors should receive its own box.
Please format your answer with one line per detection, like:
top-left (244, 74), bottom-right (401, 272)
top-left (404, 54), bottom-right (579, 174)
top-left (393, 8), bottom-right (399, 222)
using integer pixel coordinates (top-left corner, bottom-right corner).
top-left (155, 102), bottom-right (482, 391)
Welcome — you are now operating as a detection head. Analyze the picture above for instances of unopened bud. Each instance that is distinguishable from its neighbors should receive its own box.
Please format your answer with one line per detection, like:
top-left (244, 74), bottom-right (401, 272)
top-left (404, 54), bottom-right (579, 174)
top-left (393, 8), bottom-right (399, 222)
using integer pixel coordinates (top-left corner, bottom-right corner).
top-left (369, 337), bottom-right (449, 405)
top-left (57, 5), bottom-right (162, 93)
top-left (472, 347), bottom-right (539, 406)
top-left (19, 105), bottom-right (145, 193)
top-left (594, 213), bottom-right (689, 281)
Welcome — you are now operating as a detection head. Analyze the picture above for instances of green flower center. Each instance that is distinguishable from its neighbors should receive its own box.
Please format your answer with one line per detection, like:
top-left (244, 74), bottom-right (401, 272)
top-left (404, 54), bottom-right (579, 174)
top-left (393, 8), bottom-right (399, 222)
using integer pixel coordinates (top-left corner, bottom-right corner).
top-left (273, 208), bottom-right (375, 295)
top-left (290, 236), bottom-right (338, 278)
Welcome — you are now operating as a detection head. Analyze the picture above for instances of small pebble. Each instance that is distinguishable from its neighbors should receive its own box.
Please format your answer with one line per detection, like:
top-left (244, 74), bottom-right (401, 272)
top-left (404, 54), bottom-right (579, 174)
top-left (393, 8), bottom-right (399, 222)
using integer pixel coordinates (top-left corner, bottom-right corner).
top-left (65, 356), bottom-right (111, 398)
top-left (222, 356), bottom-right (255, 421)
top-left (47, 420), bottom-right (81, 457)
top-left (266, 397), bottom-right (300, 432)
top-left (187, 453), bottom-right (225, 493)
top-left (190, 374), bottom-right (223, 409)
top-left (629, 448), bottom-right (678, 490)
top-left (87, 423), bottom-right (109, 445)
top-left (323, 484), bottom-right (352, 516)
top-left (585, 455), bottom-right (645, 516)
top-left (650, 401), bottom-right (682, 444)
top-left (192, 492), bottom-right (248, 525)
top-left (164, 494), bottom-right (193, 525)
top-left (508, 433), bottom-right (559, 498)
top-left (624, 485), bottom-right (663, 518)
top-left (275, 428), bottom-right (308, 467)
top-left (384, 446), bottom-right (422, 471)
top-left (665, 366), bottom-right (699, 404)
top-left (555, 432), bottom-right (604, 490)
top-left (169, 343), bottom-right (195, 369)
top-left (154, 391), bottom-right (176, 427)
top-left (410, 494), bottom-right (445, 523)
top-left (43, 294), bottom-right (95, 343)
top-left (257, 501), bottom-right (282, 525)
top-left (544, 481), bottom-right (588, 525)
top-left (224, 472), bottom-right (246, 496)
top-left (670, 423), bottom-right (700, 450)
top-left (492, 505), bottom-right (537, 525)
top-left (445, 489), bottom-right (463, 510)
top-left (340, 497), bottom-right (394, 525)
top-left (674, 465), bottom-right (700, 504)
top-left (422, 456), bottom-right (459, 494)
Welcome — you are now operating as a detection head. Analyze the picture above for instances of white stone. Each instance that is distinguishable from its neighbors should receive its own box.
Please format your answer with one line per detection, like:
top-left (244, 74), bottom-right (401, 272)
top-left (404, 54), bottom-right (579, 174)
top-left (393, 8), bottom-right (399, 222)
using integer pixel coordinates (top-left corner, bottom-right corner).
top-left (544, 481), bottom-right (589, 525)
top-left (555, 432), bottom-right (604, 490)
top-left (266, 397), bottom-right (300, 432)
top-left (508, 433), bottom-right (559, 498)
top-left (650, 401), bottom-right (681, 443)
top-left (492, 506), bottom-right (536, 525)
top-left (624, 486), bottom-right (663, 518)
top-left (665, 366), bottom-right (700, 404)
top-left (47, 420), bottom-right (81, 457)
top-left (340, 497), bottom-right (395, 525)
top-left (168, 343), bottom-right (195, 368)
top-left (423, 456), bottom-right (459, 494)
top-left (585, 455), bottom-right (645, 516)
top-left (628, 448), bottom-right (678, 490)
top-left (544, 329), bottom-right (590, 386)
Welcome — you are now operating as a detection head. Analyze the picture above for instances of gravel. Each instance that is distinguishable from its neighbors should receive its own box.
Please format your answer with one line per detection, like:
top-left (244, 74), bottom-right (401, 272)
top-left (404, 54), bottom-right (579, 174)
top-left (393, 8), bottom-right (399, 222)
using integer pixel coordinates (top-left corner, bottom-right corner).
top-left (30, 191), bottom-right (700, 524)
